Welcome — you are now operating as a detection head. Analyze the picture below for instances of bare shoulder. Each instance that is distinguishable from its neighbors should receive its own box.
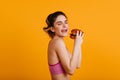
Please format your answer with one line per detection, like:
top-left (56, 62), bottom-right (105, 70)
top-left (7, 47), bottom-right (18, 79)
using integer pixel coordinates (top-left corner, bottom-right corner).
top-left (48, 38), bottom-right (66, 54)
top-left (54, 38), bottom-right (66, 48)
top-left (48, 38), bottom-right (65, 53)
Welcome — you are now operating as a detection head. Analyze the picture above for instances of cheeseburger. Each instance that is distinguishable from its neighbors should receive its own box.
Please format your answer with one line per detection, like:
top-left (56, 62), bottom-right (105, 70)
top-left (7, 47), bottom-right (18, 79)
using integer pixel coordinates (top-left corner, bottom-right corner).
top-left (70, 29), bottom-right (84, 39)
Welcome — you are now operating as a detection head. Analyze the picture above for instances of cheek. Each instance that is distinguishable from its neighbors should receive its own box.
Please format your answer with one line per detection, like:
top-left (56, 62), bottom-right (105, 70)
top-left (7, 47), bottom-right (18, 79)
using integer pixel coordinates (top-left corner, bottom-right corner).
top-left (54, 27), bottom-right (61, 32)
top-left (55, 25), bottom-right (62, 30)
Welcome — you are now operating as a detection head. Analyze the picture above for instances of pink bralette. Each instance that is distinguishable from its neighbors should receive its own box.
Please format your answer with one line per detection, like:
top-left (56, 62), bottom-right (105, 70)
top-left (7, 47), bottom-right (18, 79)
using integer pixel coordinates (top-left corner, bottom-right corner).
top-left (49, 62), bottom-right (65, 75)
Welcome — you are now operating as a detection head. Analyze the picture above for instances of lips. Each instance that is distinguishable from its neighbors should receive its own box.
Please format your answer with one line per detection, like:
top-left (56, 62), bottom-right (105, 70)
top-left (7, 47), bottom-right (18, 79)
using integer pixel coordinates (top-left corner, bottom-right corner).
top-left (61, 29), bottom-right (68, 33)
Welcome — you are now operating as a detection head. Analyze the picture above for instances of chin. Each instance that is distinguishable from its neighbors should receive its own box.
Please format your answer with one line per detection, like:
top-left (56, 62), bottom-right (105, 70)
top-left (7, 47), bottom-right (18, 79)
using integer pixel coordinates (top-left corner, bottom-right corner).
top-left (59, 35), bottom-right (67, 38)
top-left (58, 33), bottom-right (68, 37)
top-left (62, 34), bottom-right (68, 37)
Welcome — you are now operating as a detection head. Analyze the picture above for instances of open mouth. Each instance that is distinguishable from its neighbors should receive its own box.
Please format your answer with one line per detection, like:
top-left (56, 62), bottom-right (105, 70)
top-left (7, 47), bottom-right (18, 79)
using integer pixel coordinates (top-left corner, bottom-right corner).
top-left (61, 29), bottom-right (68, 33)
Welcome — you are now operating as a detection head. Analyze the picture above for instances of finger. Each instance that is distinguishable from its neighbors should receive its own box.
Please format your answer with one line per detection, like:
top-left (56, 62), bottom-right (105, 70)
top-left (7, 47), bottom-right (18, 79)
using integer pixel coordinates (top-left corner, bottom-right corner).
top-left (80, 31), bottom-right (82, 36)
top-left (81, 32), bottom-right (84, 38)
top-left (76, 31), bottom-right (79, 36)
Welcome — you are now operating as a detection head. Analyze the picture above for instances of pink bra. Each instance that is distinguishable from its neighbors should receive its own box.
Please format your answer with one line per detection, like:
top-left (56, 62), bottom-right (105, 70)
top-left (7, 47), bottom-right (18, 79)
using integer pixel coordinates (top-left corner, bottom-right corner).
top-left (49, 62), bottom-right (65, 75)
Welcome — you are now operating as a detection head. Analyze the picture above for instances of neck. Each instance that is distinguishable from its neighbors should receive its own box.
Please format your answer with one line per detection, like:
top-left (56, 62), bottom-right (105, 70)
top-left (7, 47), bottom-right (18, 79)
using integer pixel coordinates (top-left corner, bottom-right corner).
top-left (53, 35), bottom-right (64, 40)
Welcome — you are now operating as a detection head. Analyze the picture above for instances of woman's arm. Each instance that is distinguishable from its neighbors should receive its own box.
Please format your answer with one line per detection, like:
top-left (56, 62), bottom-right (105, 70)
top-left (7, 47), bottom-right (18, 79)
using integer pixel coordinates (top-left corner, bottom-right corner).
top-left (76, 47), bottom-right (82, 68)
top-left (67, 47), bottom-right (82, 69)
top-left (76, 32), bottom-right (84, 68)
top-left (55, 31), bottom-right (83, 75)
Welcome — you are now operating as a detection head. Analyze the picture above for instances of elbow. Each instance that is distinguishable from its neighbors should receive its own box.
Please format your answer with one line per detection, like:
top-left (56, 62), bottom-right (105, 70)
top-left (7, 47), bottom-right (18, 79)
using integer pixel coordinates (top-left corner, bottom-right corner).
top-left (76, 67), bottom-right (80, 69)
top-left (68, 71), bottom-right (74, 75)
top-left (66, 68), bottom-right (75, 75)
top-left (76, 66), bottom-right (80, 69)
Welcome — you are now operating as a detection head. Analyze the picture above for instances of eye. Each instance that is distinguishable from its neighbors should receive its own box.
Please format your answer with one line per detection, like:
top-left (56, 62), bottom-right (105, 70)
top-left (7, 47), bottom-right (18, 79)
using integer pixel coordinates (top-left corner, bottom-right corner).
top-left (57, 23), bottom-right (62, 25)
top-left (57, 22), bottom-right (62, 25)
top-left (65, 20), bottom-right (68, 24)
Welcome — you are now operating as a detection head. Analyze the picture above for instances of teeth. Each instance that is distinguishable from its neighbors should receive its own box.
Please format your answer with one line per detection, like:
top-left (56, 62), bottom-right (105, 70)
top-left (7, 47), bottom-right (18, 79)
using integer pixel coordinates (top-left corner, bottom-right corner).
top-left (62, 29), bottom-right (67, 32)
top-left (61, 29), bottom-right (68, 33)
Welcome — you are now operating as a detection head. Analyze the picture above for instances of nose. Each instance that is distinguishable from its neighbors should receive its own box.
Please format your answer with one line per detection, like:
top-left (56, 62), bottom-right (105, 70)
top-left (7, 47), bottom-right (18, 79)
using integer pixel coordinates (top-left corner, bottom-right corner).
top-left (63, 23), bottom-right (68, 28)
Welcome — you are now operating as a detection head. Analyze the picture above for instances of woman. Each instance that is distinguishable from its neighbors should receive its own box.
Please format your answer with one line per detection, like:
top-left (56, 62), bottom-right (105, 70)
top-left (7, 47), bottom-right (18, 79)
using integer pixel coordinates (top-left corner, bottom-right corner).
top-left (43, 11), bottom-right (84, 80)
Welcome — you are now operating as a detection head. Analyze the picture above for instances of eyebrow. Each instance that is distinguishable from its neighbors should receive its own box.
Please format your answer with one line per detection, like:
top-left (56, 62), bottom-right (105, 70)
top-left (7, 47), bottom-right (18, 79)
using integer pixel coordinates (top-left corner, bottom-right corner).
top-left (55, 20), bottom-right (68, 24)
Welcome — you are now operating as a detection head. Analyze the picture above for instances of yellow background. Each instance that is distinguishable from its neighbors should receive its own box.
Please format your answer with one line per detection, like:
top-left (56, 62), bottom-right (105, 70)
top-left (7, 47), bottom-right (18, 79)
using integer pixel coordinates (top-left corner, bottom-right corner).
top-left (0, 0), bottom-right (120, 80)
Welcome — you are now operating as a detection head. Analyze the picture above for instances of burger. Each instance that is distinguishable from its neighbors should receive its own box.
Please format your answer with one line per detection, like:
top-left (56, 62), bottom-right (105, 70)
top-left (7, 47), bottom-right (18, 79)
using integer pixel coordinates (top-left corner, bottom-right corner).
top-left (70, 29), bottom-right (84, 39)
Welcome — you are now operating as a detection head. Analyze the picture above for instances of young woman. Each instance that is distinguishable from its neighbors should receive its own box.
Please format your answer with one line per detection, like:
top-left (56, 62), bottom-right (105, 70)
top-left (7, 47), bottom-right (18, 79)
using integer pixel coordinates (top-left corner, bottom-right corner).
top-left (43, 11), bottom-right (84, 80)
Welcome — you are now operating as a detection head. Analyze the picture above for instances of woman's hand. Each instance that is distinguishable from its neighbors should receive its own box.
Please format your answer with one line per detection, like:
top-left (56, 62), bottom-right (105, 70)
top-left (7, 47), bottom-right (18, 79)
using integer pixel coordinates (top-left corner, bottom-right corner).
top-left (74, 31), bottom-right (84, 46)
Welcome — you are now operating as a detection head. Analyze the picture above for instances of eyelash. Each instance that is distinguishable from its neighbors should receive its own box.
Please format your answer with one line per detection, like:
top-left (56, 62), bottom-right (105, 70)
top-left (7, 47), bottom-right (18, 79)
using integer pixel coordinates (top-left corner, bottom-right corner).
top-left (57, 23), bottom-right (62, 25)
top-left (57, 21), bottom-right (68, 25)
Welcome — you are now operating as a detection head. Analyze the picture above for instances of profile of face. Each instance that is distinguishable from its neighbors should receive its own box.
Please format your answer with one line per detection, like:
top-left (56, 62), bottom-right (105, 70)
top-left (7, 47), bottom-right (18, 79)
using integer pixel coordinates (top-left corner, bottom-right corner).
top-left (51, 15), bottom-right (69, 37)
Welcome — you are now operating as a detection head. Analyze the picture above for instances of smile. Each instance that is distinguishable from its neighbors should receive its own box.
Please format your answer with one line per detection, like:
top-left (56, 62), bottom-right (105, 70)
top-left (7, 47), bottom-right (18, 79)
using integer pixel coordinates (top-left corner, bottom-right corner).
top-left (61, 29), bottom-right (68, 33)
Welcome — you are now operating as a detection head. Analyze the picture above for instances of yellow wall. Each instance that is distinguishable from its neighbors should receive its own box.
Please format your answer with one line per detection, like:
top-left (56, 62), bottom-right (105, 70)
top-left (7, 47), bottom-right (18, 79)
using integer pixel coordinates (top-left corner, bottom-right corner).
top-left (0, 0), bottom-right (120, 80)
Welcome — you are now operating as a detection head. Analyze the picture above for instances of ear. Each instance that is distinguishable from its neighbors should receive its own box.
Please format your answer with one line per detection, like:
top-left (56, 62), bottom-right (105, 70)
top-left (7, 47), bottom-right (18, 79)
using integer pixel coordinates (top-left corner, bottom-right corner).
top-left (50, 27), bottom-right (55, 32)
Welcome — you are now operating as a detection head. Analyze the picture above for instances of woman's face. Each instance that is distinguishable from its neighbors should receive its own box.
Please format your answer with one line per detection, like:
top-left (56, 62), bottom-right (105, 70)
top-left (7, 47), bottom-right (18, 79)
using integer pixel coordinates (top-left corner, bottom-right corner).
top-left (52, 15), bottom-right (69, 37)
